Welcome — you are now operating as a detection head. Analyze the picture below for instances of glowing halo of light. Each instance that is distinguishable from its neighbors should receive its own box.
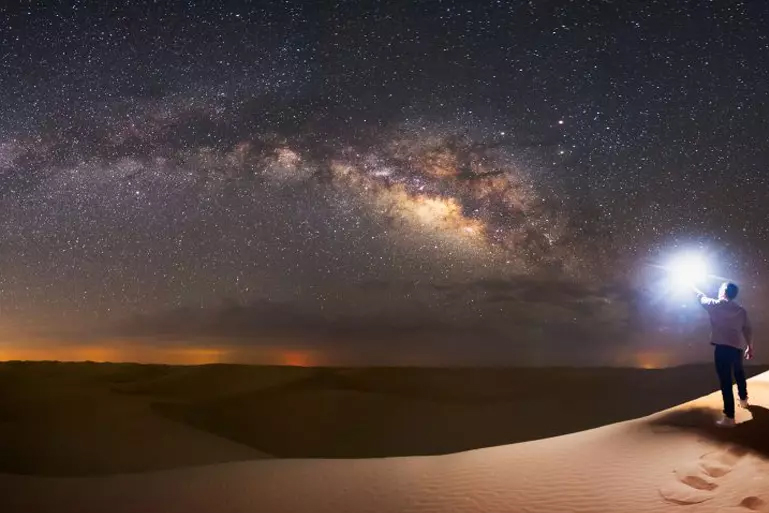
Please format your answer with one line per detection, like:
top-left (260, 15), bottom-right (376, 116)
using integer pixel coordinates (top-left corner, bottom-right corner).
top-left (666, 252), bottom-right (710, 291)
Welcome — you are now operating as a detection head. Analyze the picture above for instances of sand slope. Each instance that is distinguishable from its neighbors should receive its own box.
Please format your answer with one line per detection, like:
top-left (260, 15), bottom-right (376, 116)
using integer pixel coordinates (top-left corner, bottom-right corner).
top-left (152, 364), bottom-right (769, 458)
top-left (0, 362), bottom-right (292, 474)
top-left (2, 369), bottom-right (769, 512)
top-left (3, 362), bottom-right (768, 470)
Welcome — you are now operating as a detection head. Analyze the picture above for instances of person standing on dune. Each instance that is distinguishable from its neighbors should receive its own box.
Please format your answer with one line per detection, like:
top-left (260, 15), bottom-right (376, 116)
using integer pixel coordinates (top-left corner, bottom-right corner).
top-left (694, 282), bottom-right (754, 428)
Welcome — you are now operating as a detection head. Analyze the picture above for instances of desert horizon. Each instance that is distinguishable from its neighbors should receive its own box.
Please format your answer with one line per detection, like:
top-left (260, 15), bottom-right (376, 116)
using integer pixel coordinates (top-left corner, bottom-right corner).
top-left (1, 360), bottom-right (767, 472)
top-left (0, 338), bottom-right (751, 369)
top-left (2, 361), bottom-right (769, 512)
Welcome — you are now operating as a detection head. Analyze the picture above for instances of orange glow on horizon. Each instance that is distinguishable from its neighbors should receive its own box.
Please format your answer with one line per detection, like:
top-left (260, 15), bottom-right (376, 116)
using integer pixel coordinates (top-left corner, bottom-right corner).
top-left (0, 343), bottom-right (228, 365)
top-left (0, 339), bottom-right (331, 367)
top-left (281, 350), bottom-right (314, 367)
top-left (634, 351), bottom-right (671, 370)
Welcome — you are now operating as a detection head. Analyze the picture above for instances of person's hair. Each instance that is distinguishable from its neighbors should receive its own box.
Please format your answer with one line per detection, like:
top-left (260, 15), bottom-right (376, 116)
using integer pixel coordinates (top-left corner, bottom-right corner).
top-left (722, 282), bottom-right (739, 300)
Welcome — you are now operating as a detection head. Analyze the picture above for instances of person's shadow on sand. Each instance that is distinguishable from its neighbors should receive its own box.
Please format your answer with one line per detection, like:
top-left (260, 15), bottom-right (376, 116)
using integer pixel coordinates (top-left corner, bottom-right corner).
top-left (649, 405), bottom-right (769, 458)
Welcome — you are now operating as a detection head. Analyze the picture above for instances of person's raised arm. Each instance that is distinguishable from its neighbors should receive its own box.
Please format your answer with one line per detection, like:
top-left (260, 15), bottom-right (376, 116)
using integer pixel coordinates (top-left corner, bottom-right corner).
top-left (693, 286), bottom-right (717, 307)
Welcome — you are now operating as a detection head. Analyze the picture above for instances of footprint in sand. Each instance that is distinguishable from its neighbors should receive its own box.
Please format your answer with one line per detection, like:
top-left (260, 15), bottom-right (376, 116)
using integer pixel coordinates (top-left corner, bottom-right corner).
top-left (717, 496), bottom-right (769, 512)
top-left (700, 447), bottom-right (746, 477)
top-left (659, 446), bottom-right (747, 506)
top-left (739, 496), bottom-right (766, 511)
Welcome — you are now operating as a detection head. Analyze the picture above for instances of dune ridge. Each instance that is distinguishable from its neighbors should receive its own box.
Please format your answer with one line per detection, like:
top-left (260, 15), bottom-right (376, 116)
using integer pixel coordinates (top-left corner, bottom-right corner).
top-left (2, 361), bottom-right (768, 472)
top-left (2, 363), bottom-right (769, 512)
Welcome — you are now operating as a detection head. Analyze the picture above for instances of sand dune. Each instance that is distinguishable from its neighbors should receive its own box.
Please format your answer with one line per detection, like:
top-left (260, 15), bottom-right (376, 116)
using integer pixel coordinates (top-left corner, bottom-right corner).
top-left (158, 365), bottom-right (769, 458)
top-left (2, 362), bottom-right (768, 470)
top-left (2, 363), bottom-right (769, 512)
top-left (2, 372), bottom-right (769, 512)
top-left (0, 362), bottom-right (280, 474)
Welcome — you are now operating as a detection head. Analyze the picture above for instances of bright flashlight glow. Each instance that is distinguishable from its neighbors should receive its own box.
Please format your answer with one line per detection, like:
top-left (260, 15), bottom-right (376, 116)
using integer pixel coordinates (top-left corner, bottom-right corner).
top-left (668, 253), bottom-right (709, 289)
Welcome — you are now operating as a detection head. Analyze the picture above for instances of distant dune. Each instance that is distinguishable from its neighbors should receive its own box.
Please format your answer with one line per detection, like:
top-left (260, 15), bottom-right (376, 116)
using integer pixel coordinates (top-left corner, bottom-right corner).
top-left (2, 362), bottom-right (769, 512)
top-left (1, 362), bottom-right (768, 472)
top-left (158, 364), bottom-right (769, 458)
top-left (0, 362), bottom-right (302, 474)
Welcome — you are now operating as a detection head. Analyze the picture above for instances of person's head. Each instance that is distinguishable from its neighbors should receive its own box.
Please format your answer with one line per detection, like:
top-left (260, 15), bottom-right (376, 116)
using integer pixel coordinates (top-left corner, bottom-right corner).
top-left (719, 282), bottom-right (739, 301)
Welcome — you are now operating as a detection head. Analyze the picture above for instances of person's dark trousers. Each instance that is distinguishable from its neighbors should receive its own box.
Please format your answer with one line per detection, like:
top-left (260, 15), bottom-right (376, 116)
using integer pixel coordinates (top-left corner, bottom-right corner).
top-left (714, 344), bottom-right (748, 419)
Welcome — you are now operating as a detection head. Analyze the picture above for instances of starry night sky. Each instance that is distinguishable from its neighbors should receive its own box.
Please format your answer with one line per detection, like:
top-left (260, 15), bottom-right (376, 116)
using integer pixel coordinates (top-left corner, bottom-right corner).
top-left (0, 0), bottom-right (767, 367)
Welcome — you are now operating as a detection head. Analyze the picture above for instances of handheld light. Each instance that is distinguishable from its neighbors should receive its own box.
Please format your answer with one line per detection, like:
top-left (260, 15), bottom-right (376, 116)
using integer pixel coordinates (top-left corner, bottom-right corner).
top-left (667, 252), bottom-right (709, 290)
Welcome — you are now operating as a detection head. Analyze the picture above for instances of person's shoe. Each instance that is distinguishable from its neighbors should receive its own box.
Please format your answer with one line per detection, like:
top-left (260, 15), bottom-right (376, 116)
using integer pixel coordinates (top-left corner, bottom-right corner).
top-left (716, 415), bottom-right (736, 428)
top-left (739, 398), bottom-right (749, 409)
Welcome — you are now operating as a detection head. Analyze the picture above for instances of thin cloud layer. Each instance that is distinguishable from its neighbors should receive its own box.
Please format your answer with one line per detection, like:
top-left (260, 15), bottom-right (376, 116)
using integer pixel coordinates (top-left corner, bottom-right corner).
top-left (100, 277), bottom-right (641, 366)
